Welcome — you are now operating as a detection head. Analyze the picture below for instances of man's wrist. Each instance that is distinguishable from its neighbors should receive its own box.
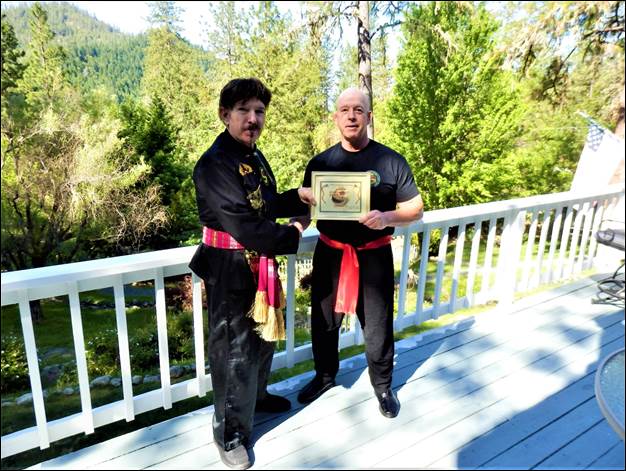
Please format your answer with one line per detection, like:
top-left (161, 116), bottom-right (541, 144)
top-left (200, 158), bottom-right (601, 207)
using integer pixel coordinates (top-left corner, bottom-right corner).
top-left (381, 211), bottom-right (390, 228)
top-left (290, 221), bottom-right (304, 234)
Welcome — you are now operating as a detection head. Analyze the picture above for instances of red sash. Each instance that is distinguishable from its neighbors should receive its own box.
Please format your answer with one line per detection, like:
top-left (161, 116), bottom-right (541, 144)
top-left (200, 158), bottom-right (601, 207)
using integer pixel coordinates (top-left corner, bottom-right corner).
top-left (319, 233), bottom-right (392, 316)
top-left (202, 227), bottom-right (285, 341)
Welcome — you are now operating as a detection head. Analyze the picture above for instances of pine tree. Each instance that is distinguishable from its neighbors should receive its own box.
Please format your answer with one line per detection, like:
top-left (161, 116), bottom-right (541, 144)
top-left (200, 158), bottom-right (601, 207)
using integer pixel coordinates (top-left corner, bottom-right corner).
top-left (141, 16), bottom-right (218, 159)
top-left (1, 13), bottom-right (26, 96)
top-left (496, 1), bottom-right (625, 194)
top-left (148, 1), bottom-right (184, 33)
top-left (20, 3), bottom-right (68, 113)
top-left (226, 1), bottom-right (329, 189)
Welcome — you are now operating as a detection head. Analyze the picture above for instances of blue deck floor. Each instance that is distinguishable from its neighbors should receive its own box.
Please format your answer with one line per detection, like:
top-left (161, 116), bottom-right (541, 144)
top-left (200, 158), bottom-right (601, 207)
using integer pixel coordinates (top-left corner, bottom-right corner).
top-left (29, 275), bottom-right (625, 470)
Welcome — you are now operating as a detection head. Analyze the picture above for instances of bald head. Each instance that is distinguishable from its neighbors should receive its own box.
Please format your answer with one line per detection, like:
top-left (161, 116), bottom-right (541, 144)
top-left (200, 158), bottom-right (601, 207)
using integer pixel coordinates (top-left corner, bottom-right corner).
top-left (333, 87), bottom-right (372, 151)
top-left (336, 87), bottom-right (371, 113)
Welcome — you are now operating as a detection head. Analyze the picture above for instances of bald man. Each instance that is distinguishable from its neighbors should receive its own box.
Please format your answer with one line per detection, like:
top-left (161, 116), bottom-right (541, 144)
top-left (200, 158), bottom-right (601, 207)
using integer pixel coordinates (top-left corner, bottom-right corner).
top-left (297, 88), bottom-right (423, 418)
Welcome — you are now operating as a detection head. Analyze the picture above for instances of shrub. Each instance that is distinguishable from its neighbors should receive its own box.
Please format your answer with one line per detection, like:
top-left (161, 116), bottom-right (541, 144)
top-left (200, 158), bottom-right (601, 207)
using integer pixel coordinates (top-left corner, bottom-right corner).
top-left (130, 329), bottom-right (159, 372)
top-left (1, 335), bottom-right (31, 393)
top-left (85, 328), bottom-right (120, 377)
top-left (167, 310), bottom-right (195, 362)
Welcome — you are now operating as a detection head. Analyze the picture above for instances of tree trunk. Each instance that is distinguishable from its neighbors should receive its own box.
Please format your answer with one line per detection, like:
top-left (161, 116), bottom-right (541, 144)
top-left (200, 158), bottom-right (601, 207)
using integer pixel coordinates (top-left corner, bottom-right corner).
top-left (357, 0), bottom-right (374, 138)
top-left (30, 299), bottom-right (43, 323)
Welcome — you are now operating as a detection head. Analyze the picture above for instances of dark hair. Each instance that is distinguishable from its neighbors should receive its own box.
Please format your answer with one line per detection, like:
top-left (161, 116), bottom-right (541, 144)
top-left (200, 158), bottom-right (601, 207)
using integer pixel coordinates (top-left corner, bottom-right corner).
top-left (219, 78), bottom-right (272, 110)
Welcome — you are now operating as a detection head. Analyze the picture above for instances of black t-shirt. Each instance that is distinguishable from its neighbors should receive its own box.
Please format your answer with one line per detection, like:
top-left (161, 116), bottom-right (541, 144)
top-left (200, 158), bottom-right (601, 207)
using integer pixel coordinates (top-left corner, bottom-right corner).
top-left (303, 140), bottom-right (419, 246)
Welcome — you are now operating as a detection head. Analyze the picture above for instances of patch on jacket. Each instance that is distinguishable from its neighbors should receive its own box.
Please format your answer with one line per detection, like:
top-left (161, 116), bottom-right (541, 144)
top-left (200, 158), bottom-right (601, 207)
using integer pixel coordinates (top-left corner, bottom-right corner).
top-left (259, 167), bottom-right (271, 186)
top-left (246, 185), bottom-right (264, 210)
top-left (239, 163), bottom-right (254, 176)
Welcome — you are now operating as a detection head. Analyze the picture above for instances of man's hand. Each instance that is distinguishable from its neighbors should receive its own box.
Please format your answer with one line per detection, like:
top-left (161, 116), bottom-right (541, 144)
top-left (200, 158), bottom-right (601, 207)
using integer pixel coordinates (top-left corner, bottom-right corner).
top-left (289, 215), bottom-right (311, 233)
top-left (359, 210), bottom-right (388, 230)
top-left (298, 187), bottom-right (317, 206)
top-left (358, 195), bottom-right (424, 230)
top-left (290, 220), bottom-right (305, 234)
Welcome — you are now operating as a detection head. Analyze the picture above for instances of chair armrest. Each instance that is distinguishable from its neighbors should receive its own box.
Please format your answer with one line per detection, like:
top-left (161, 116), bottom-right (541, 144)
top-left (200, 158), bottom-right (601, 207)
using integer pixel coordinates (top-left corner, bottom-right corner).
top-left (596, 227), bottom-right (626, 251)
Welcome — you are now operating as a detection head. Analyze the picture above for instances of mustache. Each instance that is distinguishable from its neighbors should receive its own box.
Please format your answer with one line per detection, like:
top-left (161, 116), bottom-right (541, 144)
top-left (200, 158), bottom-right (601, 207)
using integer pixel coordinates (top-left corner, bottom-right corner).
top-left (244, 125), bottom-right (259, 131)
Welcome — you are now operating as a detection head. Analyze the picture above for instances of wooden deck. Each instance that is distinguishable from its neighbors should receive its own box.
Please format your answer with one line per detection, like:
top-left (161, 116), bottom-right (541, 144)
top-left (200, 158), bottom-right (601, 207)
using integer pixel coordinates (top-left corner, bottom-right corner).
top-left (29, 275), bottom-right (625, 470)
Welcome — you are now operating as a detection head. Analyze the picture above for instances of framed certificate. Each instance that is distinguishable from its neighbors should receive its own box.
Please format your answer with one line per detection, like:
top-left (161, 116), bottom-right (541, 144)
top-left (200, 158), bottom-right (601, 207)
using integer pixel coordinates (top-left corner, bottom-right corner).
top-left (311, 171), bottom-right (371, 220)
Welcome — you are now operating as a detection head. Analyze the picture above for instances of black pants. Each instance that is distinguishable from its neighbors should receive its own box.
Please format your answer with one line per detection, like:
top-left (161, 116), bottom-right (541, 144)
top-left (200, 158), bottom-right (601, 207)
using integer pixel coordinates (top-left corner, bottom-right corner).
top-left (310, 241), bottom-right (395, 394)
top-left (205, 282), bottom-right (274, 451)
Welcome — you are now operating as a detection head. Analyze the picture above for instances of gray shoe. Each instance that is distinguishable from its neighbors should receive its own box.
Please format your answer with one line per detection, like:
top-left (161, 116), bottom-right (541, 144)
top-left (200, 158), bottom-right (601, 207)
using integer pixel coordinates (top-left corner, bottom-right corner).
top-left (216, 443), bottom-right (251, 470)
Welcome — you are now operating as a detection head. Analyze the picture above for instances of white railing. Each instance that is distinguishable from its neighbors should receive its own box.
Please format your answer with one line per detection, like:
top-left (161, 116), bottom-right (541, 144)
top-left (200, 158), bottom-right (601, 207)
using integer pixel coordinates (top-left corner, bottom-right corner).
top-left (1, 185), bottom-right (623, 458)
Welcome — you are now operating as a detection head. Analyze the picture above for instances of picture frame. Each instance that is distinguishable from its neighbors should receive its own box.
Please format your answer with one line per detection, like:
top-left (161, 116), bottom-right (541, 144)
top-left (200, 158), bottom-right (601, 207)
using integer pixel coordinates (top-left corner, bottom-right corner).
top-left (311, 171), bottom-right (371, 220)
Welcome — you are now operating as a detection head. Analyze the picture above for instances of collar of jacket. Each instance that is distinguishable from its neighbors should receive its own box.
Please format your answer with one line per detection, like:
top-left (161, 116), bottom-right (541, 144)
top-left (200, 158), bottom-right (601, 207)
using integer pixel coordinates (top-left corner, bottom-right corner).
top-left (219, 128), bottom-right (258, 158)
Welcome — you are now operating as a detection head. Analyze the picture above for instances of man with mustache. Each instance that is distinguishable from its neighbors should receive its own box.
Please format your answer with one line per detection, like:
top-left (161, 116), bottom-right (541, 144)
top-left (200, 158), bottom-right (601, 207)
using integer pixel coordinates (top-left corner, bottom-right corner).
top-left (297, 88), bottom-right (424, 419)
top-left (189, 78), bottom-right (312, 469)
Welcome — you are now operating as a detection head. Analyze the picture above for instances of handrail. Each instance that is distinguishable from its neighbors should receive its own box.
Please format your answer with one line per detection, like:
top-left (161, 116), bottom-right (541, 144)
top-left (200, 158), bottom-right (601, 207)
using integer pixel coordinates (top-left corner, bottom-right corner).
top-left (1, 185), bottom-right (624, 458)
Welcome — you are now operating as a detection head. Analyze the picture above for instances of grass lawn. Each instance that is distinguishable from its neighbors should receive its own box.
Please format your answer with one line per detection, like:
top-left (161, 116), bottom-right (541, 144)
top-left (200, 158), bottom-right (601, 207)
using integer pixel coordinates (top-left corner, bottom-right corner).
top-left (1, 288), bottom-right (158, 352)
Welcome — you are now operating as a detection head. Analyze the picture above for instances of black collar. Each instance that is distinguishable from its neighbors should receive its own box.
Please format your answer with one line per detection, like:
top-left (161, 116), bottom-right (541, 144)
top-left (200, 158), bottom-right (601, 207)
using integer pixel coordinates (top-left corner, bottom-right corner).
top-left (219, 129), bottom-right (257, 157)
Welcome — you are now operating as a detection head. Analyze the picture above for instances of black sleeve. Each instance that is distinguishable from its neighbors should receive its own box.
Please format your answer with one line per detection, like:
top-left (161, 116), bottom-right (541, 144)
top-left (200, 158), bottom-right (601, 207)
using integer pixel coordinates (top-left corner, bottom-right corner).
top-left (395, 157), bottom-right (420, 203)
top-left (303, 160), bottom-right (313, 187)
top-left (269, 188), bottom-right (309, 218)
top-left (194, 156), bottom-right (300, 256)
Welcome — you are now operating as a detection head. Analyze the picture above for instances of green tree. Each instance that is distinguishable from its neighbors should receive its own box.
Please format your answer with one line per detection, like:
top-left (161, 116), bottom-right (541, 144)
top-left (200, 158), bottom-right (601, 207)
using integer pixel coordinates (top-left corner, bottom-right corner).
top-left (4, 2), bottom-right (147, 102)
top-left (303, 1), bottom-right (405, 138)
top-left (19, 3), bottom-right (67, 114)
top-left (224, 1), bottom-right (329, 188)
top-left (205, 1), bottom-right (246, 76)
top-left (1, 13), bottom-right (26, 96)
top-left (117, 96), bottom-right (196, 247)
top-left (388, 2), bottom-right (524, 210)
top-left (148, 1), bottom-right (184, 33)
top-left (1, 13), bottom-right (27, 168)
top-left (496, 1), bottom-right (625, 193)
top-left (142, 12), bottom-right (218, 159)
top-left (499, 1), bottom-right (624, 111)
top-left (118, 97), bottom-right (182, 204)
top-left (140, 3), bottom-right (220, 246)
top-left (1, 3), bottom-right (167, 276)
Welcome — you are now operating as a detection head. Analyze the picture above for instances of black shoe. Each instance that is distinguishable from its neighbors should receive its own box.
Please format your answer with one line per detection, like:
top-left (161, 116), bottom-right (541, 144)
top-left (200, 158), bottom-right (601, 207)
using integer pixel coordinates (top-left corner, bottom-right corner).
top-left (376, 388), bottom-right (400, 418)
top-left (215, 443), bottom-right (251, 470)
top-left (297, 375), bottom-right (336, 404)
top-left (255, 392), bottom-right (291, 413)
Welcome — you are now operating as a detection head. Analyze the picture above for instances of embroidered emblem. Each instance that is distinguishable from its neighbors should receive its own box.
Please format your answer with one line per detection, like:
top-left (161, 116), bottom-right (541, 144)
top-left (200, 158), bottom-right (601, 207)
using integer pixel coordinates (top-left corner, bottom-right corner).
top-left (369, 170), bottom-right (381, 187)
top-left (259, 167), bottom-right (271, 186)
top-left (246, 185), bottom-right (264, 210)
top-left (239, 163), bottom-right (254, 176)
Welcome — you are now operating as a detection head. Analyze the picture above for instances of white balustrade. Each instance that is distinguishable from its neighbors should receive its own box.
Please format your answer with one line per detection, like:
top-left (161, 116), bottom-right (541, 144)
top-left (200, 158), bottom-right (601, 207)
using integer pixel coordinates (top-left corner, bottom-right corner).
top-left (1, 186), bottom-right (623, 459)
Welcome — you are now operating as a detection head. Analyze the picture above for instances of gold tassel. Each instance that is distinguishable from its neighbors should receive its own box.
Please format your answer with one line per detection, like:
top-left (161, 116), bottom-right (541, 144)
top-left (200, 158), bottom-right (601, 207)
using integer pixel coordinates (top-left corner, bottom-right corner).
top-left (273, 307), bottom-right (285, 340)
top-left (249, 290), bottom-right (269, 324)
top-left (256, 306), bottom-right (286, 342)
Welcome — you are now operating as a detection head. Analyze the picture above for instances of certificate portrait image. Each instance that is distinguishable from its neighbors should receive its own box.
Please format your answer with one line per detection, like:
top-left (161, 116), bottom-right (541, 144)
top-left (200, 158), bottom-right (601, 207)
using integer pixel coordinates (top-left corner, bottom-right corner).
top-left (311, 171), bottom-right (371, 220)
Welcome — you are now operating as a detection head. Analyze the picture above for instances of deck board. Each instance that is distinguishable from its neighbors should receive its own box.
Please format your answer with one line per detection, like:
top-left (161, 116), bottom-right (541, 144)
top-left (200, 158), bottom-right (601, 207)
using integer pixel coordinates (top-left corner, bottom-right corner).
top-left (29, 276), bottom-right (625, 470)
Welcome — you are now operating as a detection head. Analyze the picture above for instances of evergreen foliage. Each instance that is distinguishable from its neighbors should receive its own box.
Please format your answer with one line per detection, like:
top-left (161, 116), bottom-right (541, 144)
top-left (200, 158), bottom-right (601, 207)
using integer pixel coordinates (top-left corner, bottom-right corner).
top-left (141, 24), bottom-right (218, 159)
top-left (0, 0), bottom-right (623, 262)
top-left (388, 2), bottom-right (524, 210)
top-left (1, 3), bottom-right (167, 271)
top-left (2, 2), bottom-right (146, 101)
top-left (497, 1), bottom-right (625, 196)
top-left (206, 1), bottom-right (330, 188)
top-left (1, 13), bottom-right (26, 95)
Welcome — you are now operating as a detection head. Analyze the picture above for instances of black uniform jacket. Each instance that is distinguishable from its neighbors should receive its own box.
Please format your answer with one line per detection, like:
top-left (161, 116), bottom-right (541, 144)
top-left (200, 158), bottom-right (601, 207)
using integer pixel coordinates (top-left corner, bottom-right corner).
top-left (189, 130), bottom-right (307, 290)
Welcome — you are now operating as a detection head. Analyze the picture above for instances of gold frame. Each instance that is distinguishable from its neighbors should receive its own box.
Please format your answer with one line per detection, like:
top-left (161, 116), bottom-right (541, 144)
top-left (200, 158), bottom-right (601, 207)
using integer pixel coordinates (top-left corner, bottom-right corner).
top-left (311, 171), bottom-right (371, 220)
